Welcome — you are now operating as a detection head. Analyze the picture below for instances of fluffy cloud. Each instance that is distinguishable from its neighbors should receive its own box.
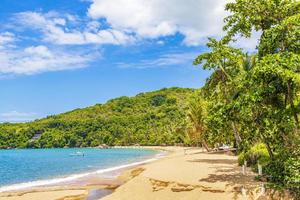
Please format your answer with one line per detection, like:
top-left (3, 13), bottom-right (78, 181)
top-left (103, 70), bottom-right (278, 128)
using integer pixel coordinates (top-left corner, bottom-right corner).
top-left (24, 45), bottom-right (53, 57)
top-left (14, 2), bottom-right (258, 49)
top-left (0, 47), bottom-right (96, 75)
top-left (1, 1), bottom-right (259, 77)
top-left (15, 12), bottom-right (134, 45)
top-left (88, 0), bottom-right (229, 45)
top-left (0, 35), bottom-right (97, 75)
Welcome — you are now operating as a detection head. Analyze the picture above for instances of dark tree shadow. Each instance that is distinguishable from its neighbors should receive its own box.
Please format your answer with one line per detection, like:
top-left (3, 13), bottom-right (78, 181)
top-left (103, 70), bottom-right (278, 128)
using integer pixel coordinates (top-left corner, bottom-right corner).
top-left (199, 173), bottom-right (244, 184)
top-left (188, 150), bottom-right (235, 155)
top-left (188, 158), bottom-right (260, 189)
top-left (187, 158), bottom-right (237, 165)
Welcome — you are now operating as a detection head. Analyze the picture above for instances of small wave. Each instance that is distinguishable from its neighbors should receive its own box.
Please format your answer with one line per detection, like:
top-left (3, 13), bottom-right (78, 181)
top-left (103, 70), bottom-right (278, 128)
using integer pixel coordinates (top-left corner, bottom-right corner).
top-left (0, 151), bottom-right (165, 193)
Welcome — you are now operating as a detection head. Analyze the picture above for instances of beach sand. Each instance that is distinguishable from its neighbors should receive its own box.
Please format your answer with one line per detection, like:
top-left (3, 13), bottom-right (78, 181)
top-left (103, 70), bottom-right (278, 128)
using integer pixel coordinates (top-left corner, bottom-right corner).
top-left (0, 147), bottom-right (265, 200)
top-left (103, 147), bottom-right (263, 200)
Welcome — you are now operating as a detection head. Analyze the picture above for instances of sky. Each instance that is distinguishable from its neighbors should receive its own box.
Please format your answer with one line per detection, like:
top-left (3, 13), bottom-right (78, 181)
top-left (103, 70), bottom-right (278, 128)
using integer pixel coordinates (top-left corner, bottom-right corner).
top-left (0, 0), bottom-right (257, 122)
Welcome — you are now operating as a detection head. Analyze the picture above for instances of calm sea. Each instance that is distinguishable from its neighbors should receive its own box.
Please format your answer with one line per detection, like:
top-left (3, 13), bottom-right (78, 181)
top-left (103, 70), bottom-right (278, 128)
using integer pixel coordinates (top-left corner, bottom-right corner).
top-left (0, 148), bottom-right (159, 192)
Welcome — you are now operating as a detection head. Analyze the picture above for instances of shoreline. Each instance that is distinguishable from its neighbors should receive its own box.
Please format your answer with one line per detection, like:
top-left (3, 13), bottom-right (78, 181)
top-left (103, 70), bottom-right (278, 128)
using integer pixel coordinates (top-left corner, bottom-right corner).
top-left (0, 146), bottom-right (169, 199)
top-left (0, 146), bottom-right (271, 200)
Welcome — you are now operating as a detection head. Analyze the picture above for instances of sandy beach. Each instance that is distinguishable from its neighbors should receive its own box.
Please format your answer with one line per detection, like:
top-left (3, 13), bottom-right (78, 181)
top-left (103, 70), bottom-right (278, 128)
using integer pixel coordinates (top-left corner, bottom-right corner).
top-left (0, 147), bottom-right (266, 200)
top-left (103, 147), bottom-right (264, 200)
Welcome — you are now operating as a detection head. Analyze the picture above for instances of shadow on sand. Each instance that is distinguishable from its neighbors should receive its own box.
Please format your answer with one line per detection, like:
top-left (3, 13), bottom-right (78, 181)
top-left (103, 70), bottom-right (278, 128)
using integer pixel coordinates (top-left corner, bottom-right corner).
top-left (187, 158), bottom-right (237, 165)
top-left (188, 158), bottom-right (259, 189)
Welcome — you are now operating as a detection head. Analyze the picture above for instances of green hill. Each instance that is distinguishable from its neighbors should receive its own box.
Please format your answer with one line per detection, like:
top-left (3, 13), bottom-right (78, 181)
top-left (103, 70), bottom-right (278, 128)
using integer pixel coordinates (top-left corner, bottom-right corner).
top-left (0, 87), bottom-right (195, 148)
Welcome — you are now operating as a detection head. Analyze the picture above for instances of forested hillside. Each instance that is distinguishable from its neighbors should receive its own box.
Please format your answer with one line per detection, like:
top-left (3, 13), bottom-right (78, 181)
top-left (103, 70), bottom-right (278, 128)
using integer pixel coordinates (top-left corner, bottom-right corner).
top-left (0, 87), bottom-right (195, 148)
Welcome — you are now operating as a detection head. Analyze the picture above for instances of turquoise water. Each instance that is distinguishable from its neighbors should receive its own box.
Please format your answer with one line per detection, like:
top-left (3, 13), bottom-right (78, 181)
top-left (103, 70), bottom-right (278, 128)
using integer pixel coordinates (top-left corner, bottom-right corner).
top-left (0, 148), bottom-right (157, 191)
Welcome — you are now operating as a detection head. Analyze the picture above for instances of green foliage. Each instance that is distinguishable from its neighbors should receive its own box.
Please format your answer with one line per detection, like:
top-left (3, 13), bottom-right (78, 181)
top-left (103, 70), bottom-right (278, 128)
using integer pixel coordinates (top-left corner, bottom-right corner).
top-left (187, 91), bottom-right (209, 146)
top-left (151, 95), bottom-right (167, 106)
top-left (224, 0), bottom-right (299, 38)
top-left (238, 152), bottom-right (246, 166)
top-left (238, 143), bottom-right (270, 166)
top-left (259, 14), bottom-right (300, 57)
top-left (284, 156), bottom-right (300, 195)
top-left (192, 0), bottom-right (300, 196)
top-left (0, 87), bottom-right (194, 148)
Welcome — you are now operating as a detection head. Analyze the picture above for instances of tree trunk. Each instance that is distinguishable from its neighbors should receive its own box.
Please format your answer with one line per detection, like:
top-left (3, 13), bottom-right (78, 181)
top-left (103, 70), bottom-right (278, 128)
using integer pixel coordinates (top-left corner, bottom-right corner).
top-left (232, 122), bottom-right (242, 146)
top-left (202, 140), bottom-right (210, 152)
top-left (256, 121), bottom-right (274, 160)
top-left (260, 132), bottom-right (274, 160)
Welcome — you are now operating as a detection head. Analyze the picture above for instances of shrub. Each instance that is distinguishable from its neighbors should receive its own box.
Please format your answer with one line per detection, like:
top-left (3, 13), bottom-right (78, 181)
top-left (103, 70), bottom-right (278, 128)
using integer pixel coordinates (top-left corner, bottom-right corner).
top-left (238, 143), bottom-right (270, 167)
top-left (238, 151), bottom-right (246, 166)
top-left (247, 143), bottom-right (270, 166)
top-left (284, 157), bottom-right (300, 195)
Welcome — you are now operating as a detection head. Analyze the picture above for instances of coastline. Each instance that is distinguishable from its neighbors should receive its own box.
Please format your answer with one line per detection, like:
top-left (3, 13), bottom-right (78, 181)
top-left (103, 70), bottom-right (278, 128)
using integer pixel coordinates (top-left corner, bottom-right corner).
top-left (0, 146), bottom-right (168, 200)
top-left (0, 146), bottom-right (268, 200)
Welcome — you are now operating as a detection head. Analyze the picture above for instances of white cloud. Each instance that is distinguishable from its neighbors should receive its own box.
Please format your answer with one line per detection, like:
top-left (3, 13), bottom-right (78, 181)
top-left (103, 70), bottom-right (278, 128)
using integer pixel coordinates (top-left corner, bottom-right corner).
top-left (24, 45), bottom-right (53, 57)
top-left (231, 31), bottom-right (261, 52)
top-left (0, 15), bottom-right (104, 76)
top-left (15, 11), bottom-right (134, 45)
top-left (88, 0), bottom-right (229, 46)
top-left (10, 1), bottom-right (260, 50)
top-left (0, 32), bottom-right (15, 44)
top-left (0, 111), bottom-right (37, 122)
top-left (1, 1), bottom-right (259, 78)
top-left (0, 32), bottom-right (16, 49)
top-left (117, 52), bottom-right (198, 69)
top-left (0, 38), bottom-right (98, 75)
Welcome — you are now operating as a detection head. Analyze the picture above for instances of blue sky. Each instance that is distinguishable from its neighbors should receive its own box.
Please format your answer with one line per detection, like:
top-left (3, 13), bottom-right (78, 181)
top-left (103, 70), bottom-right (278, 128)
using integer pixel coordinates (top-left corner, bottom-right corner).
top-left (0, 0), bottom-right (257, 122)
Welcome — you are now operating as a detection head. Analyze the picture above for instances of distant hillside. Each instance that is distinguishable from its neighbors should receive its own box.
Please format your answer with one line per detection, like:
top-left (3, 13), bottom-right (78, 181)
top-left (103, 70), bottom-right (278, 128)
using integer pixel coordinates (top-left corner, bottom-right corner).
top-left (0, 87), bottom-right (195, 148)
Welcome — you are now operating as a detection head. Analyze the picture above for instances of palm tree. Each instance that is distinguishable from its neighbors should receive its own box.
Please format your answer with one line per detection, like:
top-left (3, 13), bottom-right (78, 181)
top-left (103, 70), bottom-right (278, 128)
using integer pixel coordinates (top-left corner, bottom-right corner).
top-left (187, 93), bottom-right (210, 152)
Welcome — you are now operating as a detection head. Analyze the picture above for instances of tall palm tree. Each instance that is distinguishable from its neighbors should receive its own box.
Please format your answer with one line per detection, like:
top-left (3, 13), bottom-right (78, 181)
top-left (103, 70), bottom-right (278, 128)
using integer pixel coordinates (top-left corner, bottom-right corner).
top-left (187, 93), bottom-right (210, 152)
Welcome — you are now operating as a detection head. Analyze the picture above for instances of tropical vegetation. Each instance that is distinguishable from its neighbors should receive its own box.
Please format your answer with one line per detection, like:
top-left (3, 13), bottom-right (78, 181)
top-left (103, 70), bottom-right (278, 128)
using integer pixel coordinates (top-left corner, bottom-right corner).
top-left (190, 0), bottom-right (300, 196)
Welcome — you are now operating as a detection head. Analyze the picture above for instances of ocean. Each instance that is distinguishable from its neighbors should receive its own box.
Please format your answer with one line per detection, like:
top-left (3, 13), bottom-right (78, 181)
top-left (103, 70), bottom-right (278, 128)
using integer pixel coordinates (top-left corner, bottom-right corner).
top-left (0, 148), bottom-right (159, 192)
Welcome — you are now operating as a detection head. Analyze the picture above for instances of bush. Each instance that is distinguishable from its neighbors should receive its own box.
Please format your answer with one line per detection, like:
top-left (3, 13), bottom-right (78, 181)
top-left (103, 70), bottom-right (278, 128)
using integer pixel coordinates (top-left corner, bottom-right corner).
top-left (284, 157), bottom-right (300, 194)
top-left (238, 151), bottom-right (246, 166)
top-left (264, 152), bottom-right (300, 198)
top-left (238, 143), bottom-right (270, 167)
